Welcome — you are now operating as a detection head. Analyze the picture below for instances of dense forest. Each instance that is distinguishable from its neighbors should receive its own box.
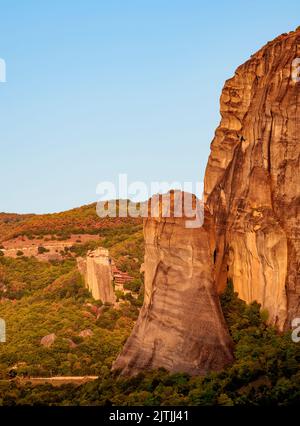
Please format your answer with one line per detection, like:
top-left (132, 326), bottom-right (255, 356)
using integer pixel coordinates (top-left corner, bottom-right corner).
top-left (0, 202), bottom-right (141, 242)
top-left (0, 224), bottom-right (144, 380)
top-left (0, 214), bottom-right (300, 406)
top-left (1, 282), bottom-right (300, 406)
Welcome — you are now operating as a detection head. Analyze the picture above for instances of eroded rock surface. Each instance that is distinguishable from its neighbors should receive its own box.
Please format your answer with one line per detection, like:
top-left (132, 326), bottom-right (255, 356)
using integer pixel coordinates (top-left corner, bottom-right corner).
top-left (113, 194), bottom-right (233, 376)
top-left (77, 248), bottom-right (116, 304)
top-left (204, 29), bottom-right (300, 330)
top-left (114, 28), bottom-right (300, 376)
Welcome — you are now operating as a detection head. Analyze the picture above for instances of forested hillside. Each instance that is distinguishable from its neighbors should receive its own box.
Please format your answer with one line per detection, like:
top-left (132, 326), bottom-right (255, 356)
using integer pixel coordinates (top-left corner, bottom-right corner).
top-left (1, 282), bottom-right (300, 406)
top-left (1, 205), bottom-right (300, 406)
top-left (0, 223), bottom-right (144, 381)
top-left (0, 203), bottom-right (141, 242)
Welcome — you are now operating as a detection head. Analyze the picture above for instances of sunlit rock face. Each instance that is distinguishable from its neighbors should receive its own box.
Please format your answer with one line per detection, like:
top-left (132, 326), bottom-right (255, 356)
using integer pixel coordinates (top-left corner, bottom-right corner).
top-left (77, 248), bottom-right (116, 304)
top-left (113, 193), bottom-right (233, 376)
top-left (204, 29), bottom-right (300, 330)
top-left (113, 29), bottom-right (300, 376)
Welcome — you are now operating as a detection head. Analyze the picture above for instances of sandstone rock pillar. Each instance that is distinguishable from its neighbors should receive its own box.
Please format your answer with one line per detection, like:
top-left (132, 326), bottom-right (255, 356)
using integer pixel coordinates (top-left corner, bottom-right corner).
top-left (113, 193), bottom-right (233, 376)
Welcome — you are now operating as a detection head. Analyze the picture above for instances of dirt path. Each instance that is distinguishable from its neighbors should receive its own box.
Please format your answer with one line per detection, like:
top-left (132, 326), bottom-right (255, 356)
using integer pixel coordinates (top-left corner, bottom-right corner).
top-left (15, 376), bottom-right (99, 387)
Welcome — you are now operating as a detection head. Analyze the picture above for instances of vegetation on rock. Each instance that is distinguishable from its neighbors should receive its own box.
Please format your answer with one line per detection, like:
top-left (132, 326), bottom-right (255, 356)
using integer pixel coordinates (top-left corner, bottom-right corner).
top-left (1, 281), bottom-right (300, 405)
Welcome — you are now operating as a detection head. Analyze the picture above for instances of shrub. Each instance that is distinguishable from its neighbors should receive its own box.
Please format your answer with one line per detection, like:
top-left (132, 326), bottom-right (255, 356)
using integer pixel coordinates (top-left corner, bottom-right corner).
top-left (38, 246), bottom-right (49, 254)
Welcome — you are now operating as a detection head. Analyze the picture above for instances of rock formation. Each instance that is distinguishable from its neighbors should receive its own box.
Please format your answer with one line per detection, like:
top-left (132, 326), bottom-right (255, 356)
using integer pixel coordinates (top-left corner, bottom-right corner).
top-left (40, 333), bottom-right (56, 348)
top-left (204, 28), bottom-right (300, 330)
top-left (114, 28), bottom-right (300, 376)
top-left (113, 193), bottom-right (233, 376)
top-left (77, 248), bottom-right (116, 304)
top-left (79, 329), bottom-right (94, 338)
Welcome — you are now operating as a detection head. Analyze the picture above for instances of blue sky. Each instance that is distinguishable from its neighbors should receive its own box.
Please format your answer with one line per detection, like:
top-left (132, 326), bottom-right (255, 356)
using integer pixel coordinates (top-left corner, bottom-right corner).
top-left (0, 0), bottom-right (299, 213)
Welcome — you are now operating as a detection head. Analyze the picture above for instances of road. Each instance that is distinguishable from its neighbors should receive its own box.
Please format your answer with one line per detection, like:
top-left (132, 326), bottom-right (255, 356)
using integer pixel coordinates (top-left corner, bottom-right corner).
top-left (14, 376), bottom-right (99, 387)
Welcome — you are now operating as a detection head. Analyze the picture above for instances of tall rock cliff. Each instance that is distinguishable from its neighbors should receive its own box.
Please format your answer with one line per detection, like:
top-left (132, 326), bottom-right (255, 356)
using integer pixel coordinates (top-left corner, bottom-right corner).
top-left (77, 248), bottom-right (116, 304)
top-left (205, 29), bottom-right (300, 330)
top-left (113, 194), bottom-right (233, 376)
top-left (114, 28), bottom-right (300, 376)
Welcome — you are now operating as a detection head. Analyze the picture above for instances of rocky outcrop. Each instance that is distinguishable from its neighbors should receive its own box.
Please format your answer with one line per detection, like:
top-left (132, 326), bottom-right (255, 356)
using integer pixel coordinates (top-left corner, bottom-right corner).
top-left (79, 329), bottom-right (94, 338)
top-left (66, 338), bottom-right (77, 349)
top-left (40, 333), bottom-right (56, 348)
top-left (77, 248), bottom-right (116, 304)
top-left (113, 194), bottom-right (233, 376)
top-left (204, 29), bottom-right (300, 330)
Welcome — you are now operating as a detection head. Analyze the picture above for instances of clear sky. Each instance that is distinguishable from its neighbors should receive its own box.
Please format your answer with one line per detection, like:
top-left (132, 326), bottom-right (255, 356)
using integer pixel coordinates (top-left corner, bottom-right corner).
top-left (0, 0), bottom-right (299, 213)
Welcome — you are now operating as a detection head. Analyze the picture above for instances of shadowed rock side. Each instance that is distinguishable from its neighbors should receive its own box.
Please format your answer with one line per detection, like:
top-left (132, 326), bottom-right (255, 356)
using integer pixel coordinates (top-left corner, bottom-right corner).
top-left (77, 248), bottom-right (116, 304)
top-left (113, 195), bottom-right (233, 376)
top-left (204, 28), bottom-right (300, 330)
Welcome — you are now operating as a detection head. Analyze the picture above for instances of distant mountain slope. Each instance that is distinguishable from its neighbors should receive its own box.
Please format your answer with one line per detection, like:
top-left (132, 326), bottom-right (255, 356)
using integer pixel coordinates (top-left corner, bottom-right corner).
top-left (0, 203), bottom-right (142, 242)
top-left (0, 223), bottom-right (144, 378)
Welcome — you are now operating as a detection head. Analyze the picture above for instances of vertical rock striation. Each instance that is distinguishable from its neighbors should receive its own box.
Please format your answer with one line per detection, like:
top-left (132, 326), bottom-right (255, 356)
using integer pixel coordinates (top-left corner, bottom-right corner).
top-left (204, 29), bottom-right (300, 330)
top-left (113, 194), bottom-right (233, 376)
top-left (77, 248), bottom-right (116, 304)
top-left (114, 28), bottom-right (300, 376)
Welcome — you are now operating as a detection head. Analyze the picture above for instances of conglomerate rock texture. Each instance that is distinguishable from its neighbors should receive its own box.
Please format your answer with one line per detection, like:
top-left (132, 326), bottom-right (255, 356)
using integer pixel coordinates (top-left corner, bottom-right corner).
top-left (113, 194), bottom-right (233, 376)
top-left (204, 29), bottom-right (300, 330)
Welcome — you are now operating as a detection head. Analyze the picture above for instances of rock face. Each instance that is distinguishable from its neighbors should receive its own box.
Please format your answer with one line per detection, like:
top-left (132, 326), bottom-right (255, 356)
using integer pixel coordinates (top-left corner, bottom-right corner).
top-left (113, 194), bottom-right (233, 376)
top-left (77, 248), bottom-right (116, 304)
top-left (114, 28), bottom-right (300, 376)
top-left (204, 29), bottom-right (300, 330)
